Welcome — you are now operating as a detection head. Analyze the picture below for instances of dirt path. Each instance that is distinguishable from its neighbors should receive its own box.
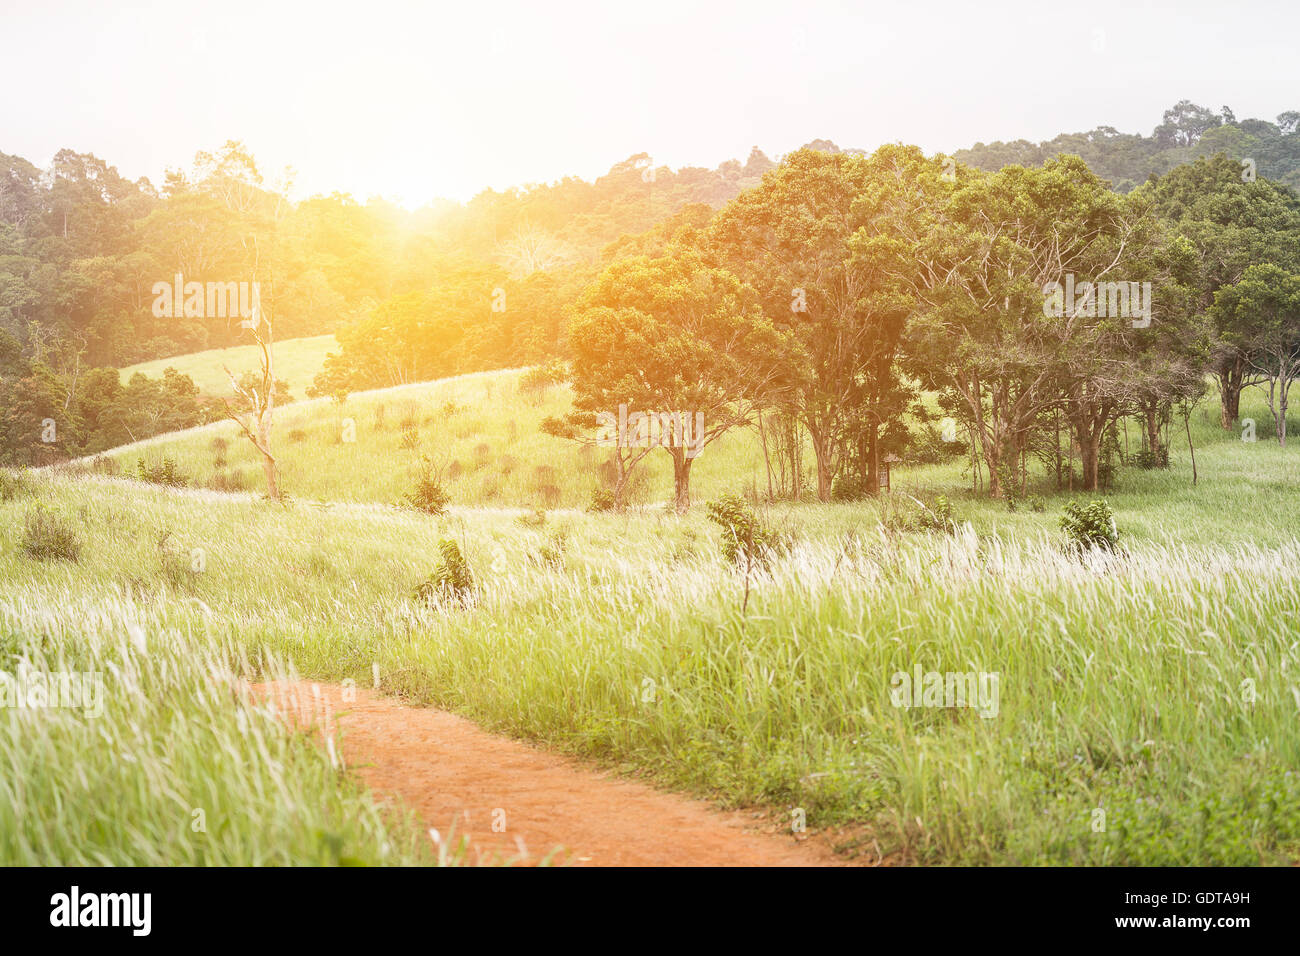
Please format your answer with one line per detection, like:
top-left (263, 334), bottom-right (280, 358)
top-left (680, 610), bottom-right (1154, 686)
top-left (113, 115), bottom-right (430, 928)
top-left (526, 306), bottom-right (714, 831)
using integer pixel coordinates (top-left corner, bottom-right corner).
top-left (252, 680), bottom-right (855, 867)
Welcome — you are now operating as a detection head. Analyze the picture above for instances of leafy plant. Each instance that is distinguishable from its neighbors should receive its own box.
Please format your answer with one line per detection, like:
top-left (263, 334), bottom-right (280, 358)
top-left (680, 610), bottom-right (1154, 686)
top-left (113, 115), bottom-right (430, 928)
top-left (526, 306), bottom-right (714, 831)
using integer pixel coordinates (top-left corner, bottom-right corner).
top-left (414, 539), bottom-right (475, 605)
top-left (587, 488), bottom-right (616, 512)
top-left (405, 456), bottom-right (450, 515)
top-left (1060, 499), bottom-right (1119, 553)
top-left (136, 457), bottom-right (187, 487)
top-left (706, 493), bottom-right (783, 567)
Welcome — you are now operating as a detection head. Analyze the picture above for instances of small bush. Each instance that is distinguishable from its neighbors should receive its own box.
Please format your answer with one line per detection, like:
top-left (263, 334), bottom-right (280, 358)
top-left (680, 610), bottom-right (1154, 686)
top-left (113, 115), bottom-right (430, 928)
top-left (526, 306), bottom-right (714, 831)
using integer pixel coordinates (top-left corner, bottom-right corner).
top-left (706, 494), bottom-right (784, 567)
top-left (884, 495), bottom-right (958, 535)
top-left (414, 539), bottom-right (474, 605)
top-left (136, 457), bottom-right (187, 487)
top-left (831, 474), bottom-right (872, 501)
top-left (20, 506), bottom-right (81, 562)
top-left (588, 488), bottom-right (616, 512)
top-left (1130, 448), bottom-right (1169, 470)
top-left (0, 469), bottom-right (35, 501)
top-left (405, 470), bottom-right (452, 515)
top-left (91, 456), bottom-right (120, 477)
top-left (1060, 499), bottom-right (1119, 553)
top-left (519, 360), bottom-right (568, 394)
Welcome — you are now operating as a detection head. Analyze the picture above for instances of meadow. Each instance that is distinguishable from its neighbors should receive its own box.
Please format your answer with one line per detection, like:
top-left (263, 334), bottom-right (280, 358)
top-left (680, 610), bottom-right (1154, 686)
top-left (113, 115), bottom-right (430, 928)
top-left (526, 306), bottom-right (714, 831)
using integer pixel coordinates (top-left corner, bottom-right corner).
top-left (6, 367), bottom-right (1300, 865)
top-left (118, 334), bottom-right (338, 400)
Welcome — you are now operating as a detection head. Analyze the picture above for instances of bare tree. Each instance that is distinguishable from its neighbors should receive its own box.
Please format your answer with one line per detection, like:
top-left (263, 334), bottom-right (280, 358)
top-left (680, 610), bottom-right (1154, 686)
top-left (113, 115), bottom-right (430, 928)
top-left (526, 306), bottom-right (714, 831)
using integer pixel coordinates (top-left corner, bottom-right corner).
top-left (222, 286), bottom-right (281, 501)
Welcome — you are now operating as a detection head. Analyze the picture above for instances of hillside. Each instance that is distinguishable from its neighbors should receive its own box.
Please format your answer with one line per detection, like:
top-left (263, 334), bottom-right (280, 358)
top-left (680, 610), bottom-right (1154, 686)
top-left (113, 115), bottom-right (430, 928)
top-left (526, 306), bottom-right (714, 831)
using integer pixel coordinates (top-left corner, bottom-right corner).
top-left (87, 366), bottom-right (1300, 548)
top-left (118, 333), bottom-right (337, 400)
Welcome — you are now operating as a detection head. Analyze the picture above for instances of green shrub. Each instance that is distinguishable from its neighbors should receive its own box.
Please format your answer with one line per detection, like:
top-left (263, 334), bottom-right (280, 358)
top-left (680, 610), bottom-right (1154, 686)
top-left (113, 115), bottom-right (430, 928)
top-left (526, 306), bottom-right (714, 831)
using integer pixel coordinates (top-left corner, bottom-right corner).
top-left (830, 474), bottom-right (871, 501)
top-left (588, 488), bottom-right (616, 512)
top-left (519, 360), bottom-right (567, 393)
top-left (883, 494), bottom-right (958, 535)
top-left (1060, 499), bottom-right (1119, 553)
top-left (414, 539), bottom-right (474, 605)
top-left (1130, 447), bottom-right (1169, 470)
top-left (405, 457), bottom-right (450, 515)
top-left (136, 457), bottom-right (187, 487)
top-left (20, 506), bottom-right (81, 562)
top-left (706, 494), bottom-right (783, 567)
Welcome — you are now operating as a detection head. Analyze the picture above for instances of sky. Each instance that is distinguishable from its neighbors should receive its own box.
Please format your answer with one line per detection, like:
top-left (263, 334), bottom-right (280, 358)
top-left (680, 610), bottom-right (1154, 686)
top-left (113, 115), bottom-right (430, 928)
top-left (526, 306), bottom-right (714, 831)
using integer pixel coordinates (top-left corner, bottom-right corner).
top-left (4, 0), bottom-right (1298, 206)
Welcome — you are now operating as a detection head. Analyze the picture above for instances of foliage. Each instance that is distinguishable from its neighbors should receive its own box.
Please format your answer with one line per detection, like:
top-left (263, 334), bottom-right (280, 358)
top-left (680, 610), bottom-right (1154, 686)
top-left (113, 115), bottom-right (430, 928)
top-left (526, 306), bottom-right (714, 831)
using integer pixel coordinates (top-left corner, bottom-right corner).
top-left (1060, 499), bottom-right (1119, 553)
top-left (414, 539), bottom-right (475, 605)
top-left (705, 493), bottom-right (783, 566)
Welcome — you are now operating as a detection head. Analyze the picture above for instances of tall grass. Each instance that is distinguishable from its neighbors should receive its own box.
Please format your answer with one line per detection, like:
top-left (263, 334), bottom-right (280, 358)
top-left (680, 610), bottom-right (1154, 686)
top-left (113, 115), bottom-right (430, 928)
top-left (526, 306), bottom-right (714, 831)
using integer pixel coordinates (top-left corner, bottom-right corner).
top-left (0, 588), bottom-right (447, 865)
top-left (5, 472), bottom-right (1298, 864)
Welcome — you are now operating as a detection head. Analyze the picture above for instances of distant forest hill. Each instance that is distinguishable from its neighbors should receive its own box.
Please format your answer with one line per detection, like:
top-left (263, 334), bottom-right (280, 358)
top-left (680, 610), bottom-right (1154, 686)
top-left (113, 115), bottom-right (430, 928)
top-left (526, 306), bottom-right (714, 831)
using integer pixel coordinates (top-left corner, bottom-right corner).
top-left (0, 97), bottom-right (1296, 377)
top-left (950, 100), bottom-right (1300, 193)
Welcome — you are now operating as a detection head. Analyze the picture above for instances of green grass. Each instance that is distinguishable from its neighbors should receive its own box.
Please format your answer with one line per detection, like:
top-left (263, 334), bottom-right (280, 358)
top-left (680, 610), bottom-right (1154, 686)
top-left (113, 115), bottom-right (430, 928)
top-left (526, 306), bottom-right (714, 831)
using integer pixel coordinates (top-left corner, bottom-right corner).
top-left (5, 454), bottom-right (1299, 864)
top-left (16, 360), bottom-right (1300, 865)
top-left (117, 333), bottom-right (337, 400)
top-left (97, 367), bottom-right (1300, 546)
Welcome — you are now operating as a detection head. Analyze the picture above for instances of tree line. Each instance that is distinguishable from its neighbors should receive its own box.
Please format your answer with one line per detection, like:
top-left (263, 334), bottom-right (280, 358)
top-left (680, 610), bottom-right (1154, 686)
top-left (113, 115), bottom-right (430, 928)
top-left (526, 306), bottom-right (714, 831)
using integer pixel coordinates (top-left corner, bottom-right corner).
top-left (548, 148), bottom-right (1300, 512)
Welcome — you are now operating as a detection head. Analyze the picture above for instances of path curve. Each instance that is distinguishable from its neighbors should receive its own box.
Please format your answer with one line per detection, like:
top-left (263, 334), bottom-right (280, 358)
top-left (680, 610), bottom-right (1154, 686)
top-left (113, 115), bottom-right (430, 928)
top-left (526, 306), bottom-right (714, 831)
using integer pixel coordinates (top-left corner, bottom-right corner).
top-left (253, 680), bottom-right (854, 867)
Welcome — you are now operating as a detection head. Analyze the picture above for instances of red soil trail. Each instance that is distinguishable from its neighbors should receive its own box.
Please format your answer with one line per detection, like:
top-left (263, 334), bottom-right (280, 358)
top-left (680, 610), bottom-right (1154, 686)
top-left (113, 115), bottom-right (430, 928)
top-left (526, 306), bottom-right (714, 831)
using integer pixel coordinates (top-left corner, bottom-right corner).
top-left (252, 680), bottom-right (854, 867)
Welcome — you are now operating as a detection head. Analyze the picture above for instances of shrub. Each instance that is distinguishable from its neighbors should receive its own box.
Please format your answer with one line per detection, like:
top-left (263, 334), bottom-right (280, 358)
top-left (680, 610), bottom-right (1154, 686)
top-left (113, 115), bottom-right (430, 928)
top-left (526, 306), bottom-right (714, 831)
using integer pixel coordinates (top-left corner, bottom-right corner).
top-left (136, 457), bottom-right (187, 487)
top-left (406, 458), bottom-right (451, 516)
top-left (912, 495), bottom-right (957, 533)
top-left (414, 539), bottom-right (474, 605)
top-left (519, 360), bottom-right (567, 394)
top-left (1130, 448), bottom-right (1169, 470)
top-left (588, 488), bottom-right (616, 512)
top-left (1060, 499), bottom-right (1119, 553)
top-left (706, 494), bottom-right (783, 567)
top-left (831, 474), bottom-right (872, 501)
top-left (884, 495), bottom-right (958, 535)
top-left (20, 506), bottom-right (81, 562)
top-left (0, 469), bottom-right (35, 501)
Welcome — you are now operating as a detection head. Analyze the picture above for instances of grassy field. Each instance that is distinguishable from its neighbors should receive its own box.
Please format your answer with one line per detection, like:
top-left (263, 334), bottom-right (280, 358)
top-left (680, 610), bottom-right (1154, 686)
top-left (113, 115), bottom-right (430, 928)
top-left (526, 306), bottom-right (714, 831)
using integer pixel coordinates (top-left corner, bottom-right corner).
top-left (118, 334), bottom-right (337, 400)
top-left (99, 366), bottom-right (1300, 543)
top-left (8, 361), bottom-right (1300, 863)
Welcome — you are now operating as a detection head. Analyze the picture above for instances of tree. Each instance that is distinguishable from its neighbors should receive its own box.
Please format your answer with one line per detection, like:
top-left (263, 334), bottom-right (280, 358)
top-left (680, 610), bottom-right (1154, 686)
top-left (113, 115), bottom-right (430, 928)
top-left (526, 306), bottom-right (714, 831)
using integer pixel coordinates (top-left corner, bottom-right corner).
top-left (552, 251), bottom-right (793, 512)
top-left (1138, 153), bottom-right (1300, 428)
top-left (707, 146), bottom-right (920, 499)
top-left (1211, 264), bottom-right (1300, 445)
top-left (903, 156), bottom-right (1157, 494)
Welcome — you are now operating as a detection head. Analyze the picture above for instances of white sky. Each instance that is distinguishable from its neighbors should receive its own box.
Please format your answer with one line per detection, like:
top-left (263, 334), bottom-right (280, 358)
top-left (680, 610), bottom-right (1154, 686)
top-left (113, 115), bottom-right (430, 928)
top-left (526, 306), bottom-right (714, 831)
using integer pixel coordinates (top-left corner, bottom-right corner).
top-left (3, 0), bottom-right (1298, 206)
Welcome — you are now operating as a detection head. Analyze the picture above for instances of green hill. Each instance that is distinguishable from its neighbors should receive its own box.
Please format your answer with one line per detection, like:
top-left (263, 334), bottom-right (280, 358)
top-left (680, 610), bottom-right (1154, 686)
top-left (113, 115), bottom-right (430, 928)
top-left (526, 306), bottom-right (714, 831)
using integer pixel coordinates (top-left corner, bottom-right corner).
top-left (117, 334), bottom-right (338, 400)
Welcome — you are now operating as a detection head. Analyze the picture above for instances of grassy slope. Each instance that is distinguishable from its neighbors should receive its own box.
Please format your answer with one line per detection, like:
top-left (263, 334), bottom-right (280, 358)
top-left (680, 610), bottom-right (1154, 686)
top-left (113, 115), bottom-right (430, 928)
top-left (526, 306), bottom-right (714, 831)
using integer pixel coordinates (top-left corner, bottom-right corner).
top-left (9, 359), bottom-right (1300, 863)
top-left (118, 334), bottom-right (338, 400)
top-left (102, 366), bottom-right (1300, 546)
